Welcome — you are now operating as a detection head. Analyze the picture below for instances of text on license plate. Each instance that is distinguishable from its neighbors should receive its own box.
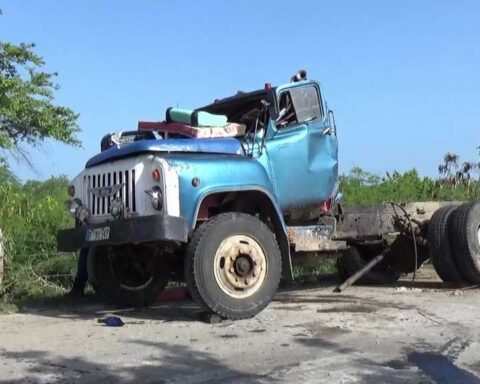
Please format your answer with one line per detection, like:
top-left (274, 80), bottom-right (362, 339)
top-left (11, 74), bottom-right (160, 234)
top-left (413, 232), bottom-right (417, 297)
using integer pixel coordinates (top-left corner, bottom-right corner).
top-left (86, 227), bottom-right (110, 241)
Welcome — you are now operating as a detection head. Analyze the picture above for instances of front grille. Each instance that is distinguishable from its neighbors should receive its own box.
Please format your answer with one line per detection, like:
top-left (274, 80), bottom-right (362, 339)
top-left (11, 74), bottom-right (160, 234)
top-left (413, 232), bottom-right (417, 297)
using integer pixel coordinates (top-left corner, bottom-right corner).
top-left (84, 169), bottom-right (137, 216)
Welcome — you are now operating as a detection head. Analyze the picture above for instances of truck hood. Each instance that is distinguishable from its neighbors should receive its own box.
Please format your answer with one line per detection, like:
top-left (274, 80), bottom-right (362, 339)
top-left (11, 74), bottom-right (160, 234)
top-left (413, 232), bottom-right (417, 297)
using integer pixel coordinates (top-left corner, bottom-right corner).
top-left (85, 138), bottom-right (245, 168)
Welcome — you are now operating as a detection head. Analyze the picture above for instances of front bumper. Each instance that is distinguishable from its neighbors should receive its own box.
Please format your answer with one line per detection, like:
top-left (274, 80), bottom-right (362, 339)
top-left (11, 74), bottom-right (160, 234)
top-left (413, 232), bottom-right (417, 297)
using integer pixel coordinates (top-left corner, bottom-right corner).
top-left (57, 215), bottom-right (189, 252)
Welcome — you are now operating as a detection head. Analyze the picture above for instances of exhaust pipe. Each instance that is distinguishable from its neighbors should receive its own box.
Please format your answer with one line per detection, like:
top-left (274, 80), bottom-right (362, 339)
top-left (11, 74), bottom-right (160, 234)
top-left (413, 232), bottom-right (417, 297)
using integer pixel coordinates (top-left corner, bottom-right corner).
top-left (290, 69), bottom-right (307, 82)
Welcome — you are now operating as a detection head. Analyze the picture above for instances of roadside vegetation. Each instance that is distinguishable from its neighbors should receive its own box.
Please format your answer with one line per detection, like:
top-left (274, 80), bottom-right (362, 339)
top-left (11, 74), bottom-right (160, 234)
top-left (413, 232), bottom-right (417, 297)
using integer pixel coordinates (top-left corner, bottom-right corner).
top-left (0, 166), bottom-right (76, 309)
top-left (0, 21), bottom-right (80, 311)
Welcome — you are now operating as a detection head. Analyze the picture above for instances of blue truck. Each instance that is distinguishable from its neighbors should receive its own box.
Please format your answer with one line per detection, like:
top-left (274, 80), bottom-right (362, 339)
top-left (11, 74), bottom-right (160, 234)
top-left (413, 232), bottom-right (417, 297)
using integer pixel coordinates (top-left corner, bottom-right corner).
top-left (57, 71), bottom-right (480, 319)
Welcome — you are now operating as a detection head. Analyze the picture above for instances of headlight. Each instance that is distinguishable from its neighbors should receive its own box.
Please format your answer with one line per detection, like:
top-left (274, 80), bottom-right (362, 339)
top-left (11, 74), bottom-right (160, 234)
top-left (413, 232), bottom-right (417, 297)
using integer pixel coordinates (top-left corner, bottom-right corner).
top-left (75, 205), bottom-right (90, 225)
top-left (145, 186), bottom-right (163, 211)
top-left (67, 185), bottom-right (75, 197)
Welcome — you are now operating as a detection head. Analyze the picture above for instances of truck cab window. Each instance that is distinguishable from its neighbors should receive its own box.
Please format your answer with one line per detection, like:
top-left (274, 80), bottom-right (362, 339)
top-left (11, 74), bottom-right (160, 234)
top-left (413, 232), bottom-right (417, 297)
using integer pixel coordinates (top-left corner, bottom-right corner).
top-left (290, 85), bottom-right (322, 123)
top-left (277, 86), bottom-right (322, 128)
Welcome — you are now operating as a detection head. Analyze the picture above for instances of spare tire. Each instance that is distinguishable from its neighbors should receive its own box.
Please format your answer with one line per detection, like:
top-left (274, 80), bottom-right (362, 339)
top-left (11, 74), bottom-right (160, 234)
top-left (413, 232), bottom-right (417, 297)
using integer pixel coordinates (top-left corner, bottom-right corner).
top-left (450, 202), bottom-right (480, 284)
top-left (337, 244), bottom-right (401, 285)
top-left (428, 205), bottom-right (464, 283)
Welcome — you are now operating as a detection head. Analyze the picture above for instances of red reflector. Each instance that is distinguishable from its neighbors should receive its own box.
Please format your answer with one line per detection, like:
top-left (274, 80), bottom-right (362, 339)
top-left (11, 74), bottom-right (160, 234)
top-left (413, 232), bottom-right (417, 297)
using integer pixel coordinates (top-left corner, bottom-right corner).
top-left (320, 197), bottom-right (334, 213)
top-left (152, 169), bottom-right (161, 182)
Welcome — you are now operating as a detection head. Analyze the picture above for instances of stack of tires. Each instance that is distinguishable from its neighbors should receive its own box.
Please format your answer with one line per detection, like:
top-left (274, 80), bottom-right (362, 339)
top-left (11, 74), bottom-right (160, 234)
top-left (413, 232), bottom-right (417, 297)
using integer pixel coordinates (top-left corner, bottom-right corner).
top-left (429, 201), bottom-right (480, 284)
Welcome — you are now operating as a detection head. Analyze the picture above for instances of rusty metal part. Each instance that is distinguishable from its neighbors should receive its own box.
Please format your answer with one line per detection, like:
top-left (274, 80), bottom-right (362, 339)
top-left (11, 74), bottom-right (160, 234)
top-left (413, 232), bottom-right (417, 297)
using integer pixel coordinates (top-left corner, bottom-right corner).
top-left (213, 235), bottom-right (267, 299)
top-left (334, 252), bottom-right (386, 292)
top-left (287, 217), bottom-right (347, 252)
top-left (335, 201), bottom-right (463, 241)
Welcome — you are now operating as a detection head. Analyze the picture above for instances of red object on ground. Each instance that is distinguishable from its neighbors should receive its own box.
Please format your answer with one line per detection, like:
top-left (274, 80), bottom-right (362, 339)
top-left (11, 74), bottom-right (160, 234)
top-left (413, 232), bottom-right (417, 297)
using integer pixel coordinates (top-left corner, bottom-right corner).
top-left (155, 287), bottom-right (189, 303)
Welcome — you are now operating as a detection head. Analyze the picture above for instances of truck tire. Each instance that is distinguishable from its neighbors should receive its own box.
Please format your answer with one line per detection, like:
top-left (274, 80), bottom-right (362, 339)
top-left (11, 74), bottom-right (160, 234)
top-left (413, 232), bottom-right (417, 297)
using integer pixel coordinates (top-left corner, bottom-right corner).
top-left (93, 245), bottom-right (169, 307)
top-left (337, 244), bottom-right (400, 285)
top-left (184, 212), bottom-right (282, 320)
top-left (450, 201), bottom-right (480, 284)
top-left (428, 205), bottom-right (464, 283)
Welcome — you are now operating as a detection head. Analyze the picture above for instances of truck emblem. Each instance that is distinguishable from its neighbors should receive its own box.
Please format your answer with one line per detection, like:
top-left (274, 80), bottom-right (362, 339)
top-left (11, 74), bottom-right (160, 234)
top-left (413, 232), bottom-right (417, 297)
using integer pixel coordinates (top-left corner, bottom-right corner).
top-left (89, 183), bottom-right (125, 198)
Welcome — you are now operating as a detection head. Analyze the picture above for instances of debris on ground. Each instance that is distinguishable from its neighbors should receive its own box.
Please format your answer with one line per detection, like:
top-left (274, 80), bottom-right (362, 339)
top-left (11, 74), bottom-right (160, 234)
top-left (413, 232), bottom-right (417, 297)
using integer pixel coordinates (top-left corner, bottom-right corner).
top-left (97, 316), bottom-right (125, 327)
top-left (394, 287), bottom-right (423, 293)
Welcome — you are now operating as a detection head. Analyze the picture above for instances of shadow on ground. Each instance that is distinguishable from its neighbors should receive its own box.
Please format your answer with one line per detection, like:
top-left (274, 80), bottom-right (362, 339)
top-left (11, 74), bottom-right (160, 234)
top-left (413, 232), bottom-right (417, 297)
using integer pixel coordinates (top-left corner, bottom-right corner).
top-left (0, 340), bottom-right (272, 384)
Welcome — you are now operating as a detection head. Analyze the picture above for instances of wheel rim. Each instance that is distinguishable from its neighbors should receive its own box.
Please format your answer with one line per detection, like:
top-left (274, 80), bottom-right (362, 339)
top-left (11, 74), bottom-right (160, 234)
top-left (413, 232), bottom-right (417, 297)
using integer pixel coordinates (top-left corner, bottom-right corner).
top-left (213, 235), bottom-right (267, 299)
top-left (109, 247), bottom-right (154, 291)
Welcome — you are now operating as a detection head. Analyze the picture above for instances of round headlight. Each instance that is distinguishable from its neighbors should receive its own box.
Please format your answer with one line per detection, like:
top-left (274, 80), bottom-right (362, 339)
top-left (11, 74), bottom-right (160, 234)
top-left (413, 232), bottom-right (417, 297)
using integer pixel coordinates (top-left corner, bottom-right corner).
top-left (75, 205), bottom-right (90, 225)
top-left (150, 186), bottom-right (163, 211)
top-left (67, 185), bottom-right (75, 197)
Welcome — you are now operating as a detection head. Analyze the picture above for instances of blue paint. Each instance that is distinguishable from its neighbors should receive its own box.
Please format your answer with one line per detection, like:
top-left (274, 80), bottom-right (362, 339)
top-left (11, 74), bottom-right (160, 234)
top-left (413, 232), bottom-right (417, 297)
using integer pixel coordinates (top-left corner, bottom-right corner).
top-left (86, 138), bottom-right (244, 168)
top-left (163, 153), bottom-right (282, 231)
top-left (261, 81), bottom-right (338, 211)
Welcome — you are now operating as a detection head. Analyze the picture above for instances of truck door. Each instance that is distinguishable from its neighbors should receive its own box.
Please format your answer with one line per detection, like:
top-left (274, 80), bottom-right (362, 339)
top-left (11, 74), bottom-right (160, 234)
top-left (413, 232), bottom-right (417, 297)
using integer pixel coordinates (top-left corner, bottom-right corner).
top-left (265, 84), bottom-right (338, 212)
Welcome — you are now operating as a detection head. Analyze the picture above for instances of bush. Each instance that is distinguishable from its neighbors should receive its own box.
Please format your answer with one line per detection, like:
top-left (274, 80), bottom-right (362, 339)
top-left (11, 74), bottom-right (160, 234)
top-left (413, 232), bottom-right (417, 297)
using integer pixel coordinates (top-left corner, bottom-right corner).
top-left (0, 165), bottom-right (76, 303)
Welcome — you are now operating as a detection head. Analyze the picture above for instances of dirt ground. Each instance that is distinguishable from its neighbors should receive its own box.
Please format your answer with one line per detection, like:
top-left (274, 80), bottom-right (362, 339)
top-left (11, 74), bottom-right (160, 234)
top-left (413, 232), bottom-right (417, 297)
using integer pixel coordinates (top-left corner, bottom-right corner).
top-left (1, 267), bottom-right (479, 384)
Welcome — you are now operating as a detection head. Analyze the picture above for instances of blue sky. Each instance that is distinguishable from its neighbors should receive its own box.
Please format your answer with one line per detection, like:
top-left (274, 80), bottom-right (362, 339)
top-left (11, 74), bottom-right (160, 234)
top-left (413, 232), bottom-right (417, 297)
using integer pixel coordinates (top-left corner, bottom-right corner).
top-left (1, 0), bottom-right (479, 181)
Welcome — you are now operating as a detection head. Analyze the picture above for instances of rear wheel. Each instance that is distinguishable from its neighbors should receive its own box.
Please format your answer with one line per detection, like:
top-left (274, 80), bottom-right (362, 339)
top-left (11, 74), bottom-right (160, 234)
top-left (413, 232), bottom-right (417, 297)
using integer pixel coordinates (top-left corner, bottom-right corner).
top-left (337, 244), bottom-right (401, 285)
top-left (450, 202), bottom-right (480, 284)
top-left (185, 213), bottom-right (282, 320)
top-left (428, 205), bottom-right (464, 283)
top-left (93, 245), bottom-right (170, 306)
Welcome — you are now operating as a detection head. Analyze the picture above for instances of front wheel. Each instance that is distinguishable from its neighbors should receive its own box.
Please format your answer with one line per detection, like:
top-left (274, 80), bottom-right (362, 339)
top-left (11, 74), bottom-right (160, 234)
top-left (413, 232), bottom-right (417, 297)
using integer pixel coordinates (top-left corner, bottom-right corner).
top-left (185, 213), bottom-right (282, 320)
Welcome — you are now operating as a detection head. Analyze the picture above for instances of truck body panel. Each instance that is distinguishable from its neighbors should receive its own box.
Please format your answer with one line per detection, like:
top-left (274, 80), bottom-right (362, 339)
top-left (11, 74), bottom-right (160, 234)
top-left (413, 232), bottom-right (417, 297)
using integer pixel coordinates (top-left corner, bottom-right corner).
top-left (164, 153), bottom-right (283, 231)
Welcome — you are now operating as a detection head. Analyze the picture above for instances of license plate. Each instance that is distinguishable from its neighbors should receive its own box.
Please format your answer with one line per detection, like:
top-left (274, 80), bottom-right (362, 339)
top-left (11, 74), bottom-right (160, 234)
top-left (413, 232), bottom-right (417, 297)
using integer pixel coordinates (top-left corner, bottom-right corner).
top-left (86, 227), bottom-right (110, 241)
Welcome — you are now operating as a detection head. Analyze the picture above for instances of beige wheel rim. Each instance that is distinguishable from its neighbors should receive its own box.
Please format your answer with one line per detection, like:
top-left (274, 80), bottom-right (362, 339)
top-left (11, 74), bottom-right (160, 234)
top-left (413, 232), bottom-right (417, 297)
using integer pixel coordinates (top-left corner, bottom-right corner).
top-left (213, 235), bottom-right (267, 299)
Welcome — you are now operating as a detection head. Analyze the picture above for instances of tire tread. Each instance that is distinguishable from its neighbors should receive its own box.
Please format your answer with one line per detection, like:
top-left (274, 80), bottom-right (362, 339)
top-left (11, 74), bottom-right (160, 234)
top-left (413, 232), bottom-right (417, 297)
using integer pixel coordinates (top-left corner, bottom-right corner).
top-left (428, 205), bottom-right (464, 283)
top-left (451, 202), bottom-right (480, 284)
top-left (185, 212), bottom-right (282, 320)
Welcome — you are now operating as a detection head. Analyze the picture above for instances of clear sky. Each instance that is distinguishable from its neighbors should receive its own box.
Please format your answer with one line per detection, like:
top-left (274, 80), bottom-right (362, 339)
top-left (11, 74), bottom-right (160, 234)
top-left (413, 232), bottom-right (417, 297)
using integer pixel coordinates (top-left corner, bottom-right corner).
top-left (1, 0), bottom-right (479, 181)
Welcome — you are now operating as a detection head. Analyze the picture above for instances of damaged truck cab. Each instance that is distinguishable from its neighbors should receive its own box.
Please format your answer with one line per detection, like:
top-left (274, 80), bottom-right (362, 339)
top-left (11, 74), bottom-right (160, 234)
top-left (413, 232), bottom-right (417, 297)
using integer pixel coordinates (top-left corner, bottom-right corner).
top-left (58, 72), bottom-right (339, 319)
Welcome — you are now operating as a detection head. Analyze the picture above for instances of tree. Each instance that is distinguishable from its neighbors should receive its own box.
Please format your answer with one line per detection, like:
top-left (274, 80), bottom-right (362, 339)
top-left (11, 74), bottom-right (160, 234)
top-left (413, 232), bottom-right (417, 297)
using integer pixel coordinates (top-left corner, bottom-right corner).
top-left (0, 36), bottom-right (80, 162)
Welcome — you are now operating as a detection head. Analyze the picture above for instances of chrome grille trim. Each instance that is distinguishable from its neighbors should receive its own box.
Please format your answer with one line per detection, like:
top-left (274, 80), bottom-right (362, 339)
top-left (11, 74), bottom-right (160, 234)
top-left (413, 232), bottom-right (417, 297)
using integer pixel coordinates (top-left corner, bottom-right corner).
top-left (83, 169), bottom-right (137, 216)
